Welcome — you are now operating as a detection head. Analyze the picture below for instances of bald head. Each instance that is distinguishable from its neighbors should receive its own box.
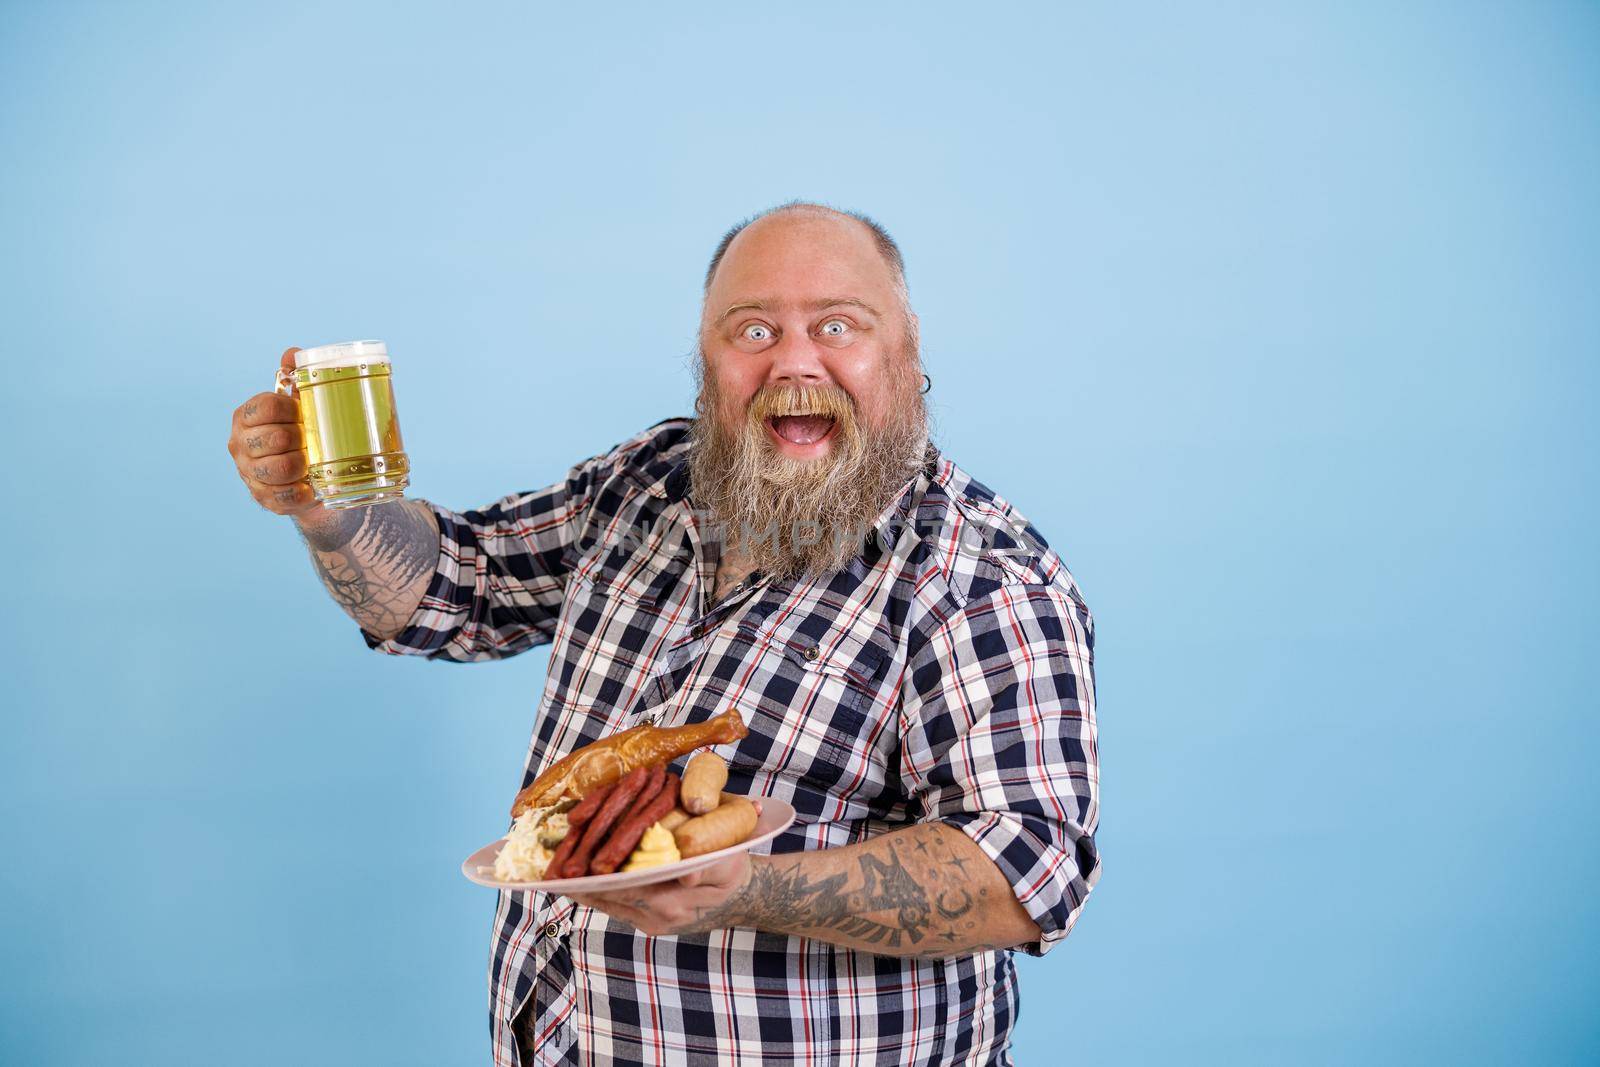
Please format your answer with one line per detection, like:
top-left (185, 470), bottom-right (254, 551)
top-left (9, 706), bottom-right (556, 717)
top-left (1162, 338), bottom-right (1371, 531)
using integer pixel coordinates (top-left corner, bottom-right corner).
top-left (703, 201), bottom-right (909, 308)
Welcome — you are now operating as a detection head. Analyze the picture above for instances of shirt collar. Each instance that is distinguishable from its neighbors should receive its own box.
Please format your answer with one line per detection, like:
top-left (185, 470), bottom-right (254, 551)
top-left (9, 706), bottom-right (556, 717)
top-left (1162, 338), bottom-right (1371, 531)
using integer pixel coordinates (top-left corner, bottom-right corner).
top-left (862, 444), bottom-right (939, 562)
top-left (661, 458), bottom-right (693, 504)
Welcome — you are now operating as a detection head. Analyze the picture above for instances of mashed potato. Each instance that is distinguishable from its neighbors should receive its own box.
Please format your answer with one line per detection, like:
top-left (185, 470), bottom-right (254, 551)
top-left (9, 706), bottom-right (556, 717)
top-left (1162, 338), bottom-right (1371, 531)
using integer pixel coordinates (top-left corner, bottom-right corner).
top-left (494, 804), bottom-right (572, 881)
top-left (621, 822), bottom-right (680, 872)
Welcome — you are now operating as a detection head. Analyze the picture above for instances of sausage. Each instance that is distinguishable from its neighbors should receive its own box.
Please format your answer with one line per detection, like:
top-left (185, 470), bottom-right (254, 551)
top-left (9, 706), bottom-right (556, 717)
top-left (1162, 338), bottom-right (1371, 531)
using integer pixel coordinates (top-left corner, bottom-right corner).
top-left (568, 764), bottom-right (664, 877)
top-left (543, 823), bottom-right (582, 879)
top-left (636, 763), bottom-right (669, 810)
top-left (590, 774), bottom-right (681, 875)
top-left (680, 751), bottom-right (728, 815)
top-left (624, 764), bottom-right (667, 833)
top-left (561, 765), bottom-right (650, 878)
top-left (576, 765), bottom-right (666, 876)
top-left (564, 780), bottom-right (616, 831)
top-left (672, 796), bottom-right (759, 859)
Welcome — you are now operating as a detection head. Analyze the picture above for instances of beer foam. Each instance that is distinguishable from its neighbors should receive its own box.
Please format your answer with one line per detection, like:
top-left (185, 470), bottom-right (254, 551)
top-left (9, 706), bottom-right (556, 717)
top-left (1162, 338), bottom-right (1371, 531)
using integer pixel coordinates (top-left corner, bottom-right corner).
top-left (295, 339), bottom-right (389, 370)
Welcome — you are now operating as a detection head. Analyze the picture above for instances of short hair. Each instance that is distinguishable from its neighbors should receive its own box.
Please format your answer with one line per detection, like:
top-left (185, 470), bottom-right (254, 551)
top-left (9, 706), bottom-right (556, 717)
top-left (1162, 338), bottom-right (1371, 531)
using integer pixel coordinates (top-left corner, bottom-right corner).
top-left (702, 200), bottom-right (908, 300)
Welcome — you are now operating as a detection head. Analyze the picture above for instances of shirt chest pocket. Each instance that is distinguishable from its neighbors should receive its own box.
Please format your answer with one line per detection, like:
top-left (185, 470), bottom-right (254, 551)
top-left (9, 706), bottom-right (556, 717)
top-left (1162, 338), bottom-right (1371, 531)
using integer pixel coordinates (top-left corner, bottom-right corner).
top-left (549, 537), bottom-right (689, 705)
top-left (566, 536), bottom-right (686, 610)
top-left (726, 615), bottom-right (896, 777)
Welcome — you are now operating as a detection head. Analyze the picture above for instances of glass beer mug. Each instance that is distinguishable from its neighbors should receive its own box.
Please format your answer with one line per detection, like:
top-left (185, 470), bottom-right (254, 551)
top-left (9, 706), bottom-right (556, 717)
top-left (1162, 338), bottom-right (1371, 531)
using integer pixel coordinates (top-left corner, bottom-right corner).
top-left (276, 339), bottom-right (411, 509)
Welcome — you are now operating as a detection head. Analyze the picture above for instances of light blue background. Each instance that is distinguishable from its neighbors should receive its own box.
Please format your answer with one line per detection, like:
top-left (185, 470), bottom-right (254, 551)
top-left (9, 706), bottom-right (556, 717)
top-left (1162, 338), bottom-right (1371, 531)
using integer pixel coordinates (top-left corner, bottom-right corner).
top-left (3, 2), bottom-right (1596, 1064)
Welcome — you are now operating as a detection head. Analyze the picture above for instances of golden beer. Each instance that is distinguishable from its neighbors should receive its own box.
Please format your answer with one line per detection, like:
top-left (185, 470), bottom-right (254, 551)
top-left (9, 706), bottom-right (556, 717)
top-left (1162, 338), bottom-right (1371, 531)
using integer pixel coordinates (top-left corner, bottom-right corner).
top-left (290, 340), bottom-right (410, 509)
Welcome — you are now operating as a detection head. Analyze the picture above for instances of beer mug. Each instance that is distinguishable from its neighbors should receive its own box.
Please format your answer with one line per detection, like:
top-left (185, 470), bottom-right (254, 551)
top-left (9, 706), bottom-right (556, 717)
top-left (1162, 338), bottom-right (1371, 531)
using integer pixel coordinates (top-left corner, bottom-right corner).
top-left (276, 340), bottom-right (411, 509)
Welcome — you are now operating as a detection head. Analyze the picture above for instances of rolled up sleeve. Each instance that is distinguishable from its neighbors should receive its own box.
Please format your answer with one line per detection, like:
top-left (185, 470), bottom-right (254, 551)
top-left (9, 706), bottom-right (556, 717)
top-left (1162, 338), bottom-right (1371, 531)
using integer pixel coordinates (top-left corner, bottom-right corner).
top-left (361, 454), bottom-right (609, 662)
top-left (899, 577), bottom-right (1100, 956)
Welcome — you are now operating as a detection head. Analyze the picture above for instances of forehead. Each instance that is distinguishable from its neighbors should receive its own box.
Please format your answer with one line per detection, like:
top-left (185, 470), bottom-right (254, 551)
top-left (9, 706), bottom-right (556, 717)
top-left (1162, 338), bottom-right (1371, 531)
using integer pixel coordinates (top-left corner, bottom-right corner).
top-left (706, 212), bottom-right (897, 312)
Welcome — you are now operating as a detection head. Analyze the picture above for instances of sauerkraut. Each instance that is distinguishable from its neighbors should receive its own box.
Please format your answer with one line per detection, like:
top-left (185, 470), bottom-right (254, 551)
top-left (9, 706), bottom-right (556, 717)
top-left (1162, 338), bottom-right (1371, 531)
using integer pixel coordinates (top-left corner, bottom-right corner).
top-left (493, 804), bottom-right (572, 881)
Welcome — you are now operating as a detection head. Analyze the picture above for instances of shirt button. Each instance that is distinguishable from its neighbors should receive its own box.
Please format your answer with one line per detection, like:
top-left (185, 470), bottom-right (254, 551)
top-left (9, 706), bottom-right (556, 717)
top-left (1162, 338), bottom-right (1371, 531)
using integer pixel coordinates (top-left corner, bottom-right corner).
top-left (803, 644), bottom-right (821, 662)
top-left (542, 921), bottom-right (561, 938)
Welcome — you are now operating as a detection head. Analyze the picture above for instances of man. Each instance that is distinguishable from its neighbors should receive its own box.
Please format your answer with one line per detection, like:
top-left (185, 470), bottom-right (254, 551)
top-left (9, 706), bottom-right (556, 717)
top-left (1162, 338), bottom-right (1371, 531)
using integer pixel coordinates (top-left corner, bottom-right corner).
top-left (227, 202), bottom-right (1100, 1066)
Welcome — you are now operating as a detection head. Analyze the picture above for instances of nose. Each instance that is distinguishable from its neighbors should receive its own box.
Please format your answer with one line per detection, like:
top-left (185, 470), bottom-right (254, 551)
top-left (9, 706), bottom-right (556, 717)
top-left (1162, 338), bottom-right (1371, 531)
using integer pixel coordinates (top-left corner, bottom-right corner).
top-left (766, 330), bottom-right (829, 388)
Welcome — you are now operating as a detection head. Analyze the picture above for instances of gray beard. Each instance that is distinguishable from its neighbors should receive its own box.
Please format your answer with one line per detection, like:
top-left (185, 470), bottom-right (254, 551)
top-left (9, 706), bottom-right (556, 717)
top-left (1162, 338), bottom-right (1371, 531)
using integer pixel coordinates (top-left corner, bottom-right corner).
top-left (688, 375), bottom-right (929, 580)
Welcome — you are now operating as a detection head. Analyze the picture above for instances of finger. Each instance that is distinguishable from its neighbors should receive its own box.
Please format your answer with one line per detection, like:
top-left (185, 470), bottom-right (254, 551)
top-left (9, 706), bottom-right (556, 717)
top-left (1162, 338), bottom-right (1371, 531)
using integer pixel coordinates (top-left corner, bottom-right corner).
top-left (248, 478), bottom-right (312, 507)
top-left (237, 423), bottom-right (303, 459)
top-left (280, 347), bottom-right (301, 374)
top-left (236, 392), bottom-right (298, 428)
top-left (584, 888), bottom-right (659, 908)
top-left (250, 480), bottom-right (318, 514)
top-left (244, 449), bottom-right (308, 486)
top-left (569, 895), bottom-right (648, 928)
top-left (566, 890), bottom-right (645, 906)
top-left (681, 854), bottom-right (745, 890)
top-left (598, 902), bottom-right (653, 932)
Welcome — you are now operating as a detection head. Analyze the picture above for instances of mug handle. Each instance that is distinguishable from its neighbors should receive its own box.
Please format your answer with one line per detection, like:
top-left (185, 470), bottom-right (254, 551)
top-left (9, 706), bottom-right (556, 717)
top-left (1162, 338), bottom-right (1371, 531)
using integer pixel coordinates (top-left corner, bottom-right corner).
top-left (274, 368), bottom-right (296, 396)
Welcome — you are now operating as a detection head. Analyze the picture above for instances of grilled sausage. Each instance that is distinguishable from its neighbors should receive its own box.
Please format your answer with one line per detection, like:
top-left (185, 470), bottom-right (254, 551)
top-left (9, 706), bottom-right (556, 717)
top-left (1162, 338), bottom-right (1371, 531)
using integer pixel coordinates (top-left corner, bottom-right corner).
top-left (561, 766), bottom-right (650, 878)
top-left (591, 774), bottom-right (681, 875)
top-left (564, 780), bottom-right (615, 831)
top-left (544, 823), bottom-right (582, 879)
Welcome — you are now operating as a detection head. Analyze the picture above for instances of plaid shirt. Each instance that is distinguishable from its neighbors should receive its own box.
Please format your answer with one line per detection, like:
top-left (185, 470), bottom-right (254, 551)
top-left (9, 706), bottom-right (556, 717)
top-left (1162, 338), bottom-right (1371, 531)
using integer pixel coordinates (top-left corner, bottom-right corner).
top-left (365, 419), bottom-right (1100, 1066)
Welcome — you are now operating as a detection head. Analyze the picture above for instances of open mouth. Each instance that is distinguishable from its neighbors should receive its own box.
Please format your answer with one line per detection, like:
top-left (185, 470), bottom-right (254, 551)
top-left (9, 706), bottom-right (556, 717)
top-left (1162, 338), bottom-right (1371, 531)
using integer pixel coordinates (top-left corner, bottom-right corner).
top-left (767, 413), bottom-right (838, 446)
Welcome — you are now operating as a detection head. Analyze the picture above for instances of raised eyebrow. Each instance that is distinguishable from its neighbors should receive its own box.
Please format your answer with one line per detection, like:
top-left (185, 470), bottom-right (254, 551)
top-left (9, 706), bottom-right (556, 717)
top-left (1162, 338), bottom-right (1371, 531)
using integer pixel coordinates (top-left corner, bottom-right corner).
top-left (804, 297), bottom-right (880, 318)
top-left (715, 301), bottom-right (765, 327)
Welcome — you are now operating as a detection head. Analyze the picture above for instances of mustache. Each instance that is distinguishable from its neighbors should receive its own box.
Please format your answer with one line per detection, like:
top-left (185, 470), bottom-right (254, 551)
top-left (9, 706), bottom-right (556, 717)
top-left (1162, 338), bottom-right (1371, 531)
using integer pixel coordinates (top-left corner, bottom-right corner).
top-left (745, 383), bottom-right (856, 423)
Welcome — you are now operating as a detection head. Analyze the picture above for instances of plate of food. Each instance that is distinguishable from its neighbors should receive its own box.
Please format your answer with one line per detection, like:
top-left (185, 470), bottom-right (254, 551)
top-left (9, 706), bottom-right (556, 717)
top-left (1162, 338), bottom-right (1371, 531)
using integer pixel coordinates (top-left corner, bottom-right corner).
top-left (462, 709), bottom-right (795, 893)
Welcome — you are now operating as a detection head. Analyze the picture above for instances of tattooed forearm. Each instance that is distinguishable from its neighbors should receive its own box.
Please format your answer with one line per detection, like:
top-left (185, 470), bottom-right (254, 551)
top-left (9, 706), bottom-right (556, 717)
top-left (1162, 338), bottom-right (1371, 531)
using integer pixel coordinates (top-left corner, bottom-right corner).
top-left (295, 499), bottom-right (439, 638)
top-left (689, 822), bottom-right (1039, 959)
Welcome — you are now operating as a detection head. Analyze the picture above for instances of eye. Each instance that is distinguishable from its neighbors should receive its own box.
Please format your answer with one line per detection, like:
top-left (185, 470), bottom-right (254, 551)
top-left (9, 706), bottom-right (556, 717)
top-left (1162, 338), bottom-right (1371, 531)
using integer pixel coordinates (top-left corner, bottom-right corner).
top-left (819, 319), bottom-right (850, 338)
top-left (742, 323), bottom-right (773, 342)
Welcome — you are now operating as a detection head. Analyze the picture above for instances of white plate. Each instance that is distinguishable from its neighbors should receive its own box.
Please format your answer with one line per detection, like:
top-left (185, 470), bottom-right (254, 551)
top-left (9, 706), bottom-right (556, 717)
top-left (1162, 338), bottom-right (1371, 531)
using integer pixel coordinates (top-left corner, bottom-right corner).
top-left (461, 798), bottom-right (796, 893)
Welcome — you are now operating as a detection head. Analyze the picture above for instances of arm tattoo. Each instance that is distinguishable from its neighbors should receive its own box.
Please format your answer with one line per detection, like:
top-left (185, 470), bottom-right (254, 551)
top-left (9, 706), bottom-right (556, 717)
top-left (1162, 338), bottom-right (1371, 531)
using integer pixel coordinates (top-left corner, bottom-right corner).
top-left (296, 500), bottom-right (439, 638)
top-left (687, 822), bottom-right (1034, 959)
